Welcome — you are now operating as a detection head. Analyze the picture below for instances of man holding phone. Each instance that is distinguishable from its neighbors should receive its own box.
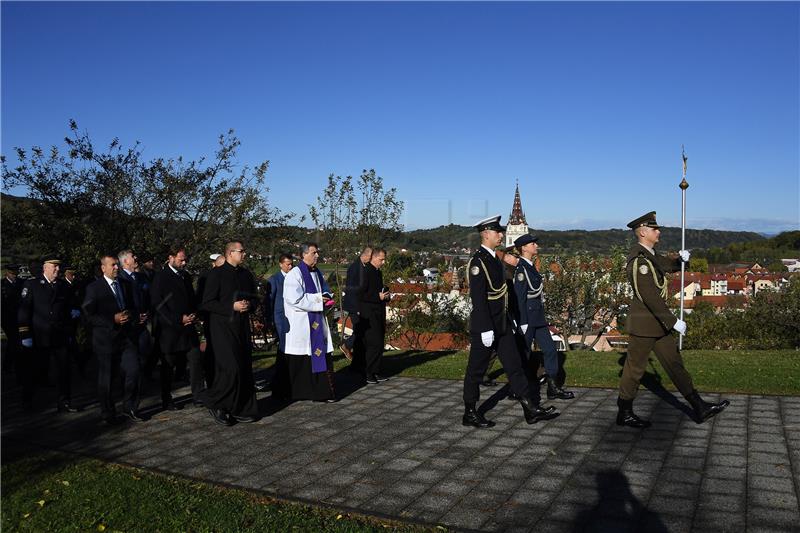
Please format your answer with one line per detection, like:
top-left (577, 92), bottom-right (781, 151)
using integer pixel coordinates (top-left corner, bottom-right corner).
top-left (355, 247), bottom-right (390, 385)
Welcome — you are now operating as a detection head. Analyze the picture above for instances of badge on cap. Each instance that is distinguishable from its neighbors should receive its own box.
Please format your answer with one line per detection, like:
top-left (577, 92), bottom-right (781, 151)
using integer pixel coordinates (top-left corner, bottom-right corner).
top-left (470, 266), bottom-right (480, 276)
top-left (639, 264), bottom-right (649, 275)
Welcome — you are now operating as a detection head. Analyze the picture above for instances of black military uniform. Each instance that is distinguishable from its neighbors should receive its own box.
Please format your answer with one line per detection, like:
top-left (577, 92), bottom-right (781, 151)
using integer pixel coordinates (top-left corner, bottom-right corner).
top-left (17, 257), bottom-right (77, 412)
top-left (462, 215), bottom-right (557, 428)
top-left (618, 212), bottom-right (729, 427)
top-left (512, 234), bottom-right (574, 401)
top-left (2, 265), bottom-right (23, 375)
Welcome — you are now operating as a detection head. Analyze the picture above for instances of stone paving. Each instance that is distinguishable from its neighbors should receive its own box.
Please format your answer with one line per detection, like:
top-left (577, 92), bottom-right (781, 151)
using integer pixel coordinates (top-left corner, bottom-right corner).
top-left (3, 372), bottom-right (800, 532)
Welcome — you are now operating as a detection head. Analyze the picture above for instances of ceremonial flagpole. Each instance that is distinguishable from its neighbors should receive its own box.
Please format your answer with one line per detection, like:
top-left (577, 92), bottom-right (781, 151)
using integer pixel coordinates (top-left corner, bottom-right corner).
top-left (679, 146), bottom-right (689, 349)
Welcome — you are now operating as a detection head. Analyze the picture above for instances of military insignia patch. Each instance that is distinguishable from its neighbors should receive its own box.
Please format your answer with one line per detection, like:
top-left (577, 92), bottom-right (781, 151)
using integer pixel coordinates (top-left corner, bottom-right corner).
top-left (517, 273), bottom-right (524, 281)
top-left (639, 264), bottom-right (649, 275)
top-left (21, 288), bottom-right (28, 298)
top-left (470, 266), bottom-right (480, 276)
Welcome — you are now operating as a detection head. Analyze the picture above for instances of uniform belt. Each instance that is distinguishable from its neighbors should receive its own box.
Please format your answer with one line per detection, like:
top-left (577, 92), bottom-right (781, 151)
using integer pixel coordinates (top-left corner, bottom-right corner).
top-left (526, 294), bottom-right (541, 299)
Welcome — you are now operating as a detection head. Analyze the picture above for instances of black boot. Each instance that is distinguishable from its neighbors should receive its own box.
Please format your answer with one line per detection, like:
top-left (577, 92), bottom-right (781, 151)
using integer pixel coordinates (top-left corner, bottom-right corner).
top-left (547, 377), bottom-right (575, 400)
top-left (462, 403), bottom-right (495, 428)
top-left (616, 397), bottom-right (651, 428)
top-left (686, 390), bottom-right (729, 423)
top-left (519, 396), bottom-right (559, 424)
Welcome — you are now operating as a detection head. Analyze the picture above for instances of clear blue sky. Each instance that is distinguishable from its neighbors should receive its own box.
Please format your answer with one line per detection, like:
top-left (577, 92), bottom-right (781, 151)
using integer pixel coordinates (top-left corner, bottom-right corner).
top-left (3, 1), bottom-right (798, 233)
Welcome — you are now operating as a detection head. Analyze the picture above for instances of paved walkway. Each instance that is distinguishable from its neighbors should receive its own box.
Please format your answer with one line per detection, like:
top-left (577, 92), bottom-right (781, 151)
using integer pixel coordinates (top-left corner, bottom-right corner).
top-left (3, 372), bottom-right (799, 532)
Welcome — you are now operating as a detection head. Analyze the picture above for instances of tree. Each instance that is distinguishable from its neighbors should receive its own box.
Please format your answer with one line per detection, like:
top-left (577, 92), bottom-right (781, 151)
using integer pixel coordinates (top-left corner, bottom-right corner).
top-left (2, 120), bottom-right (290, 271)
top-left (308, 169), bottom-right (404, 342)
top-left (689, 257), bottom-right (709, 273)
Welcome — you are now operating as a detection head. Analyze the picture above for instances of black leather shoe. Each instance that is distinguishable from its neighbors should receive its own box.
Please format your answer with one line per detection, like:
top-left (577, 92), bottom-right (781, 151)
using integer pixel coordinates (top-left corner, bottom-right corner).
top-left (57, 402), bottom-right (80, 413)
top-left (519, 396), bottom-right (559, 424)
top-left (374, 374), bottom-right (389, 382)
top-left (686, 391), bottom-right (730, 423)
top-left (479, 379), bottom-right (498, 387)
top-left (208, 408), bottom-right (234, 426)
top-left (365, 376), bottom-right (378, 385)
top-left (123, 409), bottom-right (146, 422)
top-left (546, 377), bottom-right (575, 400)
top-left (462, 404), bottom-right (495, 428)
top-left (162, 402), bottom-right (183, 411)
top-left (616, 397), bottom-right (651, 428)
top-left (233, 414), bottom-right (259, 423)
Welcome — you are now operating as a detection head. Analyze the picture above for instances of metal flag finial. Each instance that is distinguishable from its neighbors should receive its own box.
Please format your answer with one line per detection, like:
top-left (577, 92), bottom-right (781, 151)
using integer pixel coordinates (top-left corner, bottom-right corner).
top-left (680, 145), bottom-right (689, 190)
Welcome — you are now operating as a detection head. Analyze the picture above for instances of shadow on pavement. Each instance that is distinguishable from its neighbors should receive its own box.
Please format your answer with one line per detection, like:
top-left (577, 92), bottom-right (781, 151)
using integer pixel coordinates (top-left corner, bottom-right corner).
top-left (617, 353), bottom-right (695, 419)
top-left (572, 469), bottom-right (668, 532)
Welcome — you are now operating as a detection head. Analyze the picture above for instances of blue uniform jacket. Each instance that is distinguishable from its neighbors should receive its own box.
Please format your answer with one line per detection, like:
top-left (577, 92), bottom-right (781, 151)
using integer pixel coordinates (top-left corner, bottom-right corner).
top-left (513, 258), bottom-right (548, 331)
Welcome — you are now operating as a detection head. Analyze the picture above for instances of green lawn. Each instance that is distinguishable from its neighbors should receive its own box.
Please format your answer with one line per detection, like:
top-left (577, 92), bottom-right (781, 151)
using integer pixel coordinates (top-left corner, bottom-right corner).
top-left (255, 348), bottom-right (800, 396)
top-left (1, 449), bottom-right (443, 533)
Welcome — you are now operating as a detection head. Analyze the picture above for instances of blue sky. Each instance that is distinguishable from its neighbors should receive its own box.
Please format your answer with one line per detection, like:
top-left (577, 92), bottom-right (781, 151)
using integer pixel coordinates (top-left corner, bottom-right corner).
top-left (2, 1), bottom-right (798, 233)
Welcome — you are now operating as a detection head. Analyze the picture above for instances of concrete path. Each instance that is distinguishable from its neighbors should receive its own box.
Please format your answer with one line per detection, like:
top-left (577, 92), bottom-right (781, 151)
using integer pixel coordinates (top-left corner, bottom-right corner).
top-left (3, 373), bottom-right (799, 532)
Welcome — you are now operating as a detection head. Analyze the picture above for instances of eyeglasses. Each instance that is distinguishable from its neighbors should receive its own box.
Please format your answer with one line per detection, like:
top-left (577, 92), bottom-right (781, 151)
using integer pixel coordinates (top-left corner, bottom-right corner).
top-left (231, 249), bottom-right (246, 254)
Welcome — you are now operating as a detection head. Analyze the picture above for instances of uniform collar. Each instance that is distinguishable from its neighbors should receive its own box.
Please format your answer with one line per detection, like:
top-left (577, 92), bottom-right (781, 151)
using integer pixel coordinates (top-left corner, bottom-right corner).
top-left (521, 256), bottom-right (534, 266)
top-left (639, 243), bottom-right (655, 255)
top-left (480, 245), bottom-right (496, 258)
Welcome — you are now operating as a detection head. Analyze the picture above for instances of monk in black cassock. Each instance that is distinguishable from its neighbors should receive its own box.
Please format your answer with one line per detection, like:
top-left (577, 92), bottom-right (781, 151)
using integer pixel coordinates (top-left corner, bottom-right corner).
top-left (200, 241), bottom-right (260, 425)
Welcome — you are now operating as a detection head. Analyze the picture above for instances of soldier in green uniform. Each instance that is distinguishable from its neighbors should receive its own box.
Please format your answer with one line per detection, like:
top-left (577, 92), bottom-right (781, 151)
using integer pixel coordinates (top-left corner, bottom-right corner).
top-left (618, 211), bottom-right (729, 428)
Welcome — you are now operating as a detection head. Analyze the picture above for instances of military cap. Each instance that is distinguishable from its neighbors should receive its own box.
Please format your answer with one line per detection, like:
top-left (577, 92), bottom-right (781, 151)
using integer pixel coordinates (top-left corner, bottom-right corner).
top-left (3, 264), bottom-right (20, 272)
top-left (473, 215), bottom-right (506, 233)
top-left (627, 211), bottom-right (661, 230)
top-left (42, 255), bottom-right (62, 265)
top-left (62, 264), bottom-right (77, 272)
top-left (209, 253), bottom-right (222, 261)
top-left (514, 234), bottom-right (539, 249)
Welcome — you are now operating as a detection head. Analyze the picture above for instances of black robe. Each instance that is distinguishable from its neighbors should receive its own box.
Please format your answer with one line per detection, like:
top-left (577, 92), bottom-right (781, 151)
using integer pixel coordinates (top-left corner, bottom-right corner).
top-left (199, 262), bottom-right (259, 417)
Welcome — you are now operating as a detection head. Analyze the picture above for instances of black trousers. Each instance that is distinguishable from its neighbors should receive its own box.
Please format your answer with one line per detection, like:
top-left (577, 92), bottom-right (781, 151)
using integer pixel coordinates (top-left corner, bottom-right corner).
top-left (358, 313), bottom-right (385, 377)
top-left (463, 329), bottom-right (530, 405)
top-left (96, 340), bottom-right (140, 417)
top-left (161, 346), bottom-right (204, 404)
top-left (20, 345), bottom-right (71, 405)
top-left (1, 323), bottom-right (20, 374)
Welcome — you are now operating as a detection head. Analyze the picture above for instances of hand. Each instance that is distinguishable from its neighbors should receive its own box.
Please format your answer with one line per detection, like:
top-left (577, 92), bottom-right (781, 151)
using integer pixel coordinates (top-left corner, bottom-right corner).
top-left (521, 324), bottom-right (528, 335)
top-left (679, 250), bottom-right (691, 263)
top-left (673, 319), bottom-right (687, 335)
top-left (233, 300), bottom-right (250, 312)
top-left (21, 338), bottom-right (33, 348)
top-left (70, 309), bottom-right (81, 319)
top-left (139, 313), bottom-right (148, 325)
top-left (181, 314), bottom-right (195, 326)
top-left (481, 330), bottom-right (494, 348)
top-left (114, 311), bottom-right (130, 325)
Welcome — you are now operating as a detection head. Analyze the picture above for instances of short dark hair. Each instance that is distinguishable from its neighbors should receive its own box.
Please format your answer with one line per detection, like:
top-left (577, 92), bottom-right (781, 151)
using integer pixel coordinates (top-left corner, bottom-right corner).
top-left (372, 247), bottom-right (387, 256)
top-left (99, 254), bottom-right (117, 265)
top-left (167, 242), bottom-right (186, 257)
top-left (279, 253), bottom-right (293, 263)
top-left (300, 242), bottom-right (319, 256)
top-left (225, 240), bottom-right (243, 255)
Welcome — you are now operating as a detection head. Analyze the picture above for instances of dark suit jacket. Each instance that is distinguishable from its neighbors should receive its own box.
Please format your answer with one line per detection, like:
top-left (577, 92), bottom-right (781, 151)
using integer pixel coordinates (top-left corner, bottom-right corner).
top-left (150, 267), bottom-right (199, 353)
top-left (467, 247), bottom-right (509, 335)
top-left (1, 277), bottom-right (22, 330)
top-left (17, 276), bottom-right (72, 347)
top-left (343, 258), bottom-right (368, 313)
top-left (82, 276), bottom-right (138, 355)
top-left (359, 264), bottom-right (386, 319)
top-left (118, 269), bottom-right (150, 314)
top-left (263, 272), bottom-right (289, 350)
top-left (513, 258), bottom-right (547, 329)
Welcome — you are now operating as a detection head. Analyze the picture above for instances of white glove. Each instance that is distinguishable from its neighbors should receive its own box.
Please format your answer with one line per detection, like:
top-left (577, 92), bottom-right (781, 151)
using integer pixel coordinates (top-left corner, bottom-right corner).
top-left (521, 324), bottom-right (528, 335)
top-left (673, 319), bottom-right (687, 335)
top-left (21, 338), bottom-right (33, 348)
top-left (480, 330), bottom-right (494, 347)
top-left (679, 250), bottom-right (691, 263)
top-left (71, 309), bottom-right (81, 319)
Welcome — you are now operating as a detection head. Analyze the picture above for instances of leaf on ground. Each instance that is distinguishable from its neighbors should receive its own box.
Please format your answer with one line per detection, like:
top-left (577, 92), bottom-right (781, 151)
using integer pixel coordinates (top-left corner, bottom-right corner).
top-left (23, 513), bottom-right (30, 519)
top-left (35, 500), bottom-right (45, 507)
top-left (336, 514), bottom-right (343, 519)
top-left (97, 524), bottom-right (106, 531)
top-left (61, 480), bottom-right (70, 486)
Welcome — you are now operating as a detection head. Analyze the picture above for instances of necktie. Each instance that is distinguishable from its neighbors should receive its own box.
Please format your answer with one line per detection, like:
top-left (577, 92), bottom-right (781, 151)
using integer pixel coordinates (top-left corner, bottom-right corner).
top-left (111, 280), bottom-right (125, 310)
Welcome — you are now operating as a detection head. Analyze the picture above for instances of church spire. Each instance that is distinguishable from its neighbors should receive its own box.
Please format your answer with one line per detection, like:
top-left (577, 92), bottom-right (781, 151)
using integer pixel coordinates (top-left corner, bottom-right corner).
top-left (508, 180), bottom-right (526, 225)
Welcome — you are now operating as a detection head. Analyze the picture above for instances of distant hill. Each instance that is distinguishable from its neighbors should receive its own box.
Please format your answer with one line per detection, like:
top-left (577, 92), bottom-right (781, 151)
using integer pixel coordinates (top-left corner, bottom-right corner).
top-left (390, 224), bottom-right (765, 254)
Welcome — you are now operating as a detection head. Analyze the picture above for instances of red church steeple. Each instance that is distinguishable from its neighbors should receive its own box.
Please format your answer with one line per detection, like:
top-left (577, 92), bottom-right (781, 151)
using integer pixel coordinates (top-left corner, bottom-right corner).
top-left (509, 181), bottom-right (527, 225)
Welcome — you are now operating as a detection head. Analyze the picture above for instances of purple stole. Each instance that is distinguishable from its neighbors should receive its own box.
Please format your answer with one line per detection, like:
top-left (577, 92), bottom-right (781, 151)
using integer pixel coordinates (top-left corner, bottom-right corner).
top-left (299, 262), bottom-right (328, 374)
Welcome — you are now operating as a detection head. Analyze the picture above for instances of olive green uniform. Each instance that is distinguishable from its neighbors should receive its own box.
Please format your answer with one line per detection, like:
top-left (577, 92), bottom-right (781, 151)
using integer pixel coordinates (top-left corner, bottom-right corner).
top-left (619, 243), bottom-right (695, 400)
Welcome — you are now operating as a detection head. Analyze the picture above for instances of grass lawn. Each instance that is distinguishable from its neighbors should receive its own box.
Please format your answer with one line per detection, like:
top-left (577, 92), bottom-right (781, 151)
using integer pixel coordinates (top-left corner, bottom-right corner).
top-left (254, 348), bottom-right (800, 396)
top-left (1, 449), bottom-right (443, 533)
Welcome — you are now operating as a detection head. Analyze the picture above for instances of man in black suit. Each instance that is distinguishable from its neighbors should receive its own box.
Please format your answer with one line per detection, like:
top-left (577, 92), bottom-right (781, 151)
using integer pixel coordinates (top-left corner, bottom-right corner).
top-left (196, 252), bottom-right (225, 388)
top-left (340, 246), bottom-right (372, 362)
top-left (151, 245), bottom-right (204, 410)
top-left (354, 247), bottom-right (391, 384)
top-left (118, 250), bottom-right (152, 375)
top-left (462, 216), bottom-right (557, 428)
top-left (17, 256), bottom-right (78, 413)
top-left (82, 254), bottom-right (144, 424)
top-left (2, 264), bottom-right (23, 376)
